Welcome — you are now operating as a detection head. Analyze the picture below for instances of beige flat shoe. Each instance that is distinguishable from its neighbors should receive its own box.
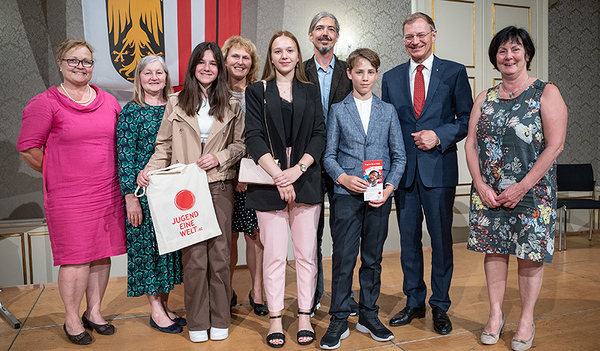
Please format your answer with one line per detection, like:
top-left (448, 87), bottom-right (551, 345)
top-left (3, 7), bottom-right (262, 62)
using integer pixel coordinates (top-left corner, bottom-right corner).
top-left (512, 323), bottom-right (535, 351)
top-left (481, 314), bottom-right (506, 345)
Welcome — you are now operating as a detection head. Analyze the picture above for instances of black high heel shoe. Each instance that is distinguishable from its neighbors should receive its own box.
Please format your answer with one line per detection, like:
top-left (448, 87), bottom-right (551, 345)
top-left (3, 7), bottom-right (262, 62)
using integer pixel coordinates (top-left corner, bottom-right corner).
top-left (249, 291), bottom-right (269, 316)
top-left (82, 313), bottom-right (115, 335)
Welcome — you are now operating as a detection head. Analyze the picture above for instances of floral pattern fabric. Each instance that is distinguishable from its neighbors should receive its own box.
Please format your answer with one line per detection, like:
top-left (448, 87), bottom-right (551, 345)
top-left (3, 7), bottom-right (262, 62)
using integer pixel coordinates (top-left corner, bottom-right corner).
top-left (117, 102), bottom-right (183, 296)
top-left (467, 79), bottom-right (556, 263)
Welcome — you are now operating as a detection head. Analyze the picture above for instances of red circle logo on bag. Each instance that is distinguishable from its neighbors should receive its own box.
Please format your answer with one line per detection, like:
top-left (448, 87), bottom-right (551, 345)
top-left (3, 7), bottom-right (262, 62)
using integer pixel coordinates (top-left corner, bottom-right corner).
top-left (174, 189), bottom-right (196, 211)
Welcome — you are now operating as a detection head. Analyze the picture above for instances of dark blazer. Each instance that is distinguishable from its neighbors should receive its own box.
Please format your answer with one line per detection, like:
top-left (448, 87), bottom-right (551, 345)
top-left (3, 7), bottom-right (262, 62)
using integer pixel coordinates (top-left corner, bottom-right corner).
top-left (245, 78), bottom-right (326, 211)
top-left (304, 55), bottom-right (353, 111)
top-left (382, 56), bottom-right (473, 189)
top-left (324, 93), bottom-right (406, 195)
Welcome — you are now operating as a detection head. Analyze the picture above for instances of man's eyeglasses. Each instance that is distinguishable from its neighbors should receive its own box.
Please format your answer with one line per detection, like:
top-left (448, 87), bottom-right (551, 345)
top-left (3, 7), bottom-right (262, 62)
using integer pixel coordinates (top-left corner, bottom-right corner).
top-left (61, 58), bottom-right (94, 68)
top-left (403, 31), bottom-right (434, 42)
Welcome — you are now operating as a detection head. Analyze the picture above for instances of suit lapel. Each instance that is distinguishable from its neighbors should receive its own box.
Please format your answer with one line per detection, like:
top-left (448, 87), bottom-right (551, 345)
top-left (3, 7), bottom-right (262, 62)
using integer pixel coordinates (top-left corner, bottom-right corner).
top-left (400, 62), bottom-right (416, 119)
top-left (305, 58), bottom-right (320, 95)
top-left (329, 56), bottom-right (345, 106)
top-left (291, 79), bottom-right (306, 143)
top-left (422, 56), bottom-right (442, 117)
top-left (265, 80), bottom-right (286, 148)
top-left (366, 96), bottom-right (382, 138)
top-left (345, 95), bottom-right (366, 138)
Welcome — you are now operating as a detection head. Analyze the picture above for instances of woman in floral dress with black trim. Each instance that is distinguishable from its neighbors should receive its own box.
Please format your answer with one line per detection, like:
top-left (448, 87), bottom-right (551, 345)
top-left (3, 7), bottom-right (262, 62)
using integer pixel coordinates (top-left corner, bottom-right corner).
top-left (465, 27), bottom-right (567, 351)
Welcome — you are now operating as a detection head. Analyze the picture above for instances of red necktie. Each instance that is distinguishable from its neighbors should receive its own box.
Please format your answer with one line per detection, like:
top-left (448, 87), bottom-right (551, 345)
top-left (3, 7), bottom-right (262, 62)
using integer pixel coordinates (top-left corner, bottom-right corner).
top-left (414, 64), bottom-right (425, 118)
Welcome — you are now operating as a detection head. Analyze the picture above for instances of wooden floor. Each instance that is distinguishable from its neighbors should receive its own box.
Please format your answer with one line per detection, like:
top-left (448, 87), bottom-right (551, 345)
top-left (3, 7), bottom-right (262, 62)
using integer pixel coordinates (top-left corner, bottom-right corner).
top-left (2, 231), bottom-right (599, 350)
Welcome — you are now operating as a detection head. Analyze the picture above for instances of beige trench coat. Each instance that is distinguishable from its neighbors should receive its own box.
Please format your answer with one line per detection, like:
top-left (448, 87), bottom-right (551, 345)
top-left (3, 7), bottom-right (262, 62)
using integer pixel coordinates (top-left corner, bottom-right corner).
top-left (146, 92), bottom-right (245, 183)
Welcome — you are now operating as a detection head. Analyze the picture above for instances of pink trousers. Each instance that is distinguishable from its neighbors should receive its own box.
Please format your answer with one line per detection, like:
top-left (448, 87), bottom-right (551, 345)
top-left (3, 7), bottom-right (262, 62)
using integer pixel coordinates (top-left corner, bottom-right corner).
top-left (256, 202), bottom-right (320, 312)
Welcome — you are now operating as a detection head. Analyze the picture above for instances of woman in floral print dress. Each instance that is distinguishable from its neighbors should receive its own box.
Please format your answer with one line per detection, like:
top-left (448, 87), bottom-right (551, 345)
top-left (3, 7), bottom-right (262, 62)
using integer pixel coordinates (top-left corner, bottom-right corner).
top-left (464, 27), bottom-right (567, 350)
top-left (117, 56), bottom-right (184, 333)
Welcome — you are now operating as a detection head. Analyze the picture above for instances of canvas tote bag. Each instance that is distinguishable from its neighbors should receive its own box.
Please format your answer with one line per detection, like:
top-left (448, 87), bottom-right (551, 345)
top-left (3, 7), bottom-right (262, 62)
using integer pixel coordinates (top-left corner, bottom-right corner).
top-left (135, 163), bottom-right (221, 255)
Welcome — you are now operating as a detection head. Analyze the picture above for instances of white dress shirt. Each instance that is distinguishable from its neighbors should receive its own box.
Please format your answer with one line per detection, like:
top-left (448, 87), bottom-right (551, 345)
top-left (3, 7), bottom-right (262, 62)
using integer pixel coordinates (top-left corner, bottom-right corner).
top-left (353, 96), bottom-right (372, 134)
top-left (409, 54), bottom-right (434, 102)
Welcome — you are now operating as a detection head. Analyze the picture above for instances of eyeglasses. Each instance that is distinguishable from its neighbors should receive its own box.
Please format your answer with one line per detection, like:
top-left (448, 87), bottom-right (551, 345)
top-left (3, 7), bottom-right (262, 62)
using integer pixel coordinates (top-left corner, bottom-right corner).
top-left (61, 58), bottom-right (94, 68)
top-left (403, 31), bottom-right (433, 42)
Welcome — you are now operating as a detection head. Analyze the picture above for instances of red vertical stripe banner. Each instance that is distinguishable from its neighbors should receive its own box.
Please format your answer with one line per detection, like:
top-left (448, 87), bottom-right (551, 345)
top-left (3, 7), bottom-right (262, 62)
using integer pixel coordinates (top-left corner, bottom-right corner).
top-left (218, 0), bottom-right (242, 47)
top-left (205, 0), bottom-right (217, 42)
top-left (205, 0), bottom-right (241, 46)
top-left (177, 0), bottom-right (192, 88)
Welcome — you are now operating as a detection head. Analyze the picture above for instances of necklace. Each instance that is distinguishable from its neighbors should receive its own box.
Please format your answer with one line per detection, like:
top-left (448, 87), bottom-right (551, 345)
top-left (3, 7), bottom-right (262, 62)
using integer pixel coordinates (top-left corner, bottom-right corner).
top-left (61, 83), bottom-right (93, 104)
top-left (501, 76), bottom-right (529, 99)
top-left (277, 83), bottom-right (292, 96)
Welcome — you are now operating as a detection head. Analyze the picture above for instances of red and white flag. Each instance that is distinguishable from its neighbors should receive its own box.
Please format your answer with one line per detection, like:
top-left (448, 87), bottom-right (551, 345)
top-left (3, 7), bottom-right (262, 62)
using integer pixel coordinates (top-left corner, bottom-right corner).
top-left (82, 0), bottom-right (241, 92)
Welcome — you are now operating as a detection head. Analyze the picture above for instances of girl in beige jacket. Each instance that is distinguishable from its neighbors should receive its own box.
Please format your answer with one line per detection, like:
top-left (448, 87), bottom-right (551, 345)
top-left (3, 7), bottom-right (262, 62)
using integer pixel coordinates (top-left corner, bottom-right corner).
top-left (138, 42), bottom-right (245, 343)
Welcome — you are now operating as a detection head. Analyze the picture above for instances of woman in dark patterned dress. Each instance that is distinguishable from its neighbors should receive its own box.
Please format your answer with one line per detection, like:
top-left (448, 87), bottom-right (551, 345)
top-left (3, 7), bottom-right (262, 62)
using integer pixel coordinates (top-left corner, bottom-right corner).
top-left (222, 36), bottom-right (268, 316)
top-left (465, 27), bottom-right (567, 350)
top-left (117, 55), bottom-right (184, 333)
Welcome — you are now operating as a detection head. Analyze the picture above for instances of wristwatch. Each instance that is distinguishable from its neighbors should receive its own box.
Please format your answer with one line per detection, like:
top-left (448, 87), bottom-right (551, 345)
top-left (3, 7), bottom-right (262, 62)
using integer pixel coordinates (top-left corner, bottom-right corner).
top-left (298, 163), bottom-right (307, 173)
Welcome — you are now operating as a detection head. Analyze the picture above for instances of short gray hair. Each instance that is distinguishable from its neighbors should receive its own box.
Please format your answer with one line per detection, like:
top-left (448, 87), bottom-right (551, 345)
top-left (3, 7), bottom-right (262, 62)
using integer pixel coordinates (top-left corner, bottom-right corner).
top-left (309, 11), bottom-right (340, 34)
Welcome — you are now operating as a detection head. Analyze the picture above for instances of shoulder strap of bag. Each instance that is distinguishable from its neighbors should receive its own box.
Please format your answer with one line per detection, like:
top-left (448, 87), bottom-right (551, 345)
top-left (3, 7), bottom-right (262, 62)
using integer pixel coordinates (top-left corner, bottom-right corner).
top-left (262, 80), bottom-right (275, 159)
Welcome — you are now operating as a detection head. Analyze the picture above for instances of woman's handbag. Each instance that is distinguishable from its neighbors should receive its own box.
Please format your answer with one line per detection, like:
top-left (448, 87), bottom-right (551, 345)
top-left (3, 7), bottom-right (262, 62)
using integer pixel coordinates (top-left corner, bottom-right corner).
top-left (239, 157), bottom-right (277, 185)
top-left (238, 80), bottom-right (278, 185)
top-left (135, 163), bottom-right (222, 255)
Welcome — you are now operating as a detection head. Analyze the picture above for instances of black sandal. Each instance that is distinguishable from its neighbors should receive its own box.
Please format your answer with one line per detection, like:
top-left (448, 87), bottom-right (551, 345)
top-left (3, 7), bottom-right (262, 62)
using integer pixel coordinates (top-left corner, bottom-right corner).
top-left (266, 315), bottom-right (285, 348)
top-left (297, 311), bottom-right (315, 346)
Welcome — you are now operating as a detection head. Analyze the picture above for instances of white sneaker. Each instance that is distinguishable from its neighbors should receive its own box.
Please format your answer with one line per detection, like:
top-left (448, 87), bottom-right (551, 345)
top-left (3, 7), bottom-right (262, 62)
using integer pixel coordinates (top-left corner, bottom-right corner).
top-left (189, 330), bottom-right (208, 343)
top-left (210, 327), bottom-right (229, 340)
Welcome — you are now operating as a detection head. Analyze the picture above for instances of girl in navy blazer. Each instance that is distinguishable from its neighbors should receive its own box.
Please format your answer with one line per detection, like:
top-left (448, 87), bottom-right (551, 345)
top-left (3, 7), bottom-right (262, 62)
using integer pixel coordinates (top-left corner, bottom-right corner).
top-left (245, 31), bottom-right (326, 348)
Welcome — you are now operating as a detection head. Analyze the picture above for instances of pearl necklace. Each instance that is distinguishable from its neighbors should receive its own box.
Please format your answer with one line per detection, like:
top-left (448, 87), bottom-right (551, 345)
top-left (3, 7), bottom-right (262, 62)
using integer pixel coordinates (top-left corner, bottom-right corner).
top-left (501, 76), bottom-right (529, 99)
top-left (61, 83), bottom-right (93, 104)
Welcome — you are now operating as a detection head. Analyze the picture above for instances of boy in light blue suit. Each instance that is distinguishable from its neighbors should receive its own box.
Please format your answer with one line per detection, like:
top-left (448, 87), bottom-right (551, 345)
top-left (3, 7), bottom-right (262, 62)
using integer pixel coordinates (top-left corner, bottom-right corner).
top-left (320, 48), bottom-right (406, 350)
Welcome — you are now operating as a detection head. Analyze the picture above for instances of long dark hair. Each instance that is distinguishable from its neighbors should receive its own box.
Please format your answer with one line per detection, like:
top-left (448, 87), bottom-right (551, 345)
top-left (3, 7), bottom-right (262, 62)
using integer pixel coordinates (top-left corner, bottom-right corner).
top-left (178, 42), bottom-right (230, 122)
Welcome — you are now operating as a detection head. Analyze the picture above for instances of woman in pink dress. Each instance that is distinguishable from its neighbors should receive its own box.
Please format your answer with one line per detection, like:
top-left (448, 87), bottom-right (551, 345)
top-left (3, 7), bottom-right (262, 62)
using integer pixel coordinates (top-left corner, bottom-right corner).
top-left (17, 39), bottom-right (126, 345)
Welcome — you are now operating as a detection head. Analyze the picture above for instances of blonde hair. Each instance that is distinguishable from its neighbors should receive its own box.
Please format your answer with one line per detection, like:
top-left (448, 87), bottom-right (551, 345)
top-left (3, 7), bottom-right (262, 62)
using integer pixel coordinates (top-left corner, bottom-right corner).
top-left (222, 36), bottom-right (260, 86)
top-left (261, 31), bottom-right (309, 83)
top-left (56, 39), bottom-right (94, 65)
top-left (130, 55), bottom-right (173, 107)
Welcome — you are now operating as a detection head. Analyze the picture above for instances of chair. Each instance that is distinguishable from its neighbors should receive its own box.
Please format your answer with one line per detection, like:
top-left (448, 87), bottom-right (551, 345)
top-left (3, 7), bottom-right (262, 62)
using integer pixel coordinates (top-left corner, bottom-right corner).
top-left (556, 163), bottom-right (600, 251)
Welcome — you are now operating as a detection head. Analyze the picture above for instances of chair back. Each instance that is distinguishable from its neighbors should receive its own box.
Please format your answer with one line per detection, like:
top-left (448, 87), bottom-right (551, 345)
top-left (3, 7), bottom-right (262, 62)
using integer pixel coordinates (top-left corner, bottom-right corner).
top-left (556, 163), bottom-right (595, 192)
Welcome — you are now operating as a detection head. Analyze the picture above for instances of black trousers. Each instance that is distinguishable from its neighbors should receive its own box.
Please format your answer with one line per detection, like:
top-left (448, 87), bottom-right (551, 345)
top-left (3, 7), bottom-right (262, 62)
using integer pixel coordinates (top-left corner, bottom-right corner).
top-left (328, 193), bottom-right (392, 320)
top-left (315, 171), bottom-right (335, 303)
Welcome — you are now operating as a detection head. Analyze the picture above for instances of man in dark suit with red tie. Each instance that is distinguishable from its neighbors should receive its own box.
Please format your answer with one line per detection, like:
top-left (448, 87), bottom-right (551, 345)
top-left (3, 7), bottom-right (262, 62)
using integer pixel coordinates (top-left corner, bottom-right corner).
top-left (382, 12), bottom-right (473, 335)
